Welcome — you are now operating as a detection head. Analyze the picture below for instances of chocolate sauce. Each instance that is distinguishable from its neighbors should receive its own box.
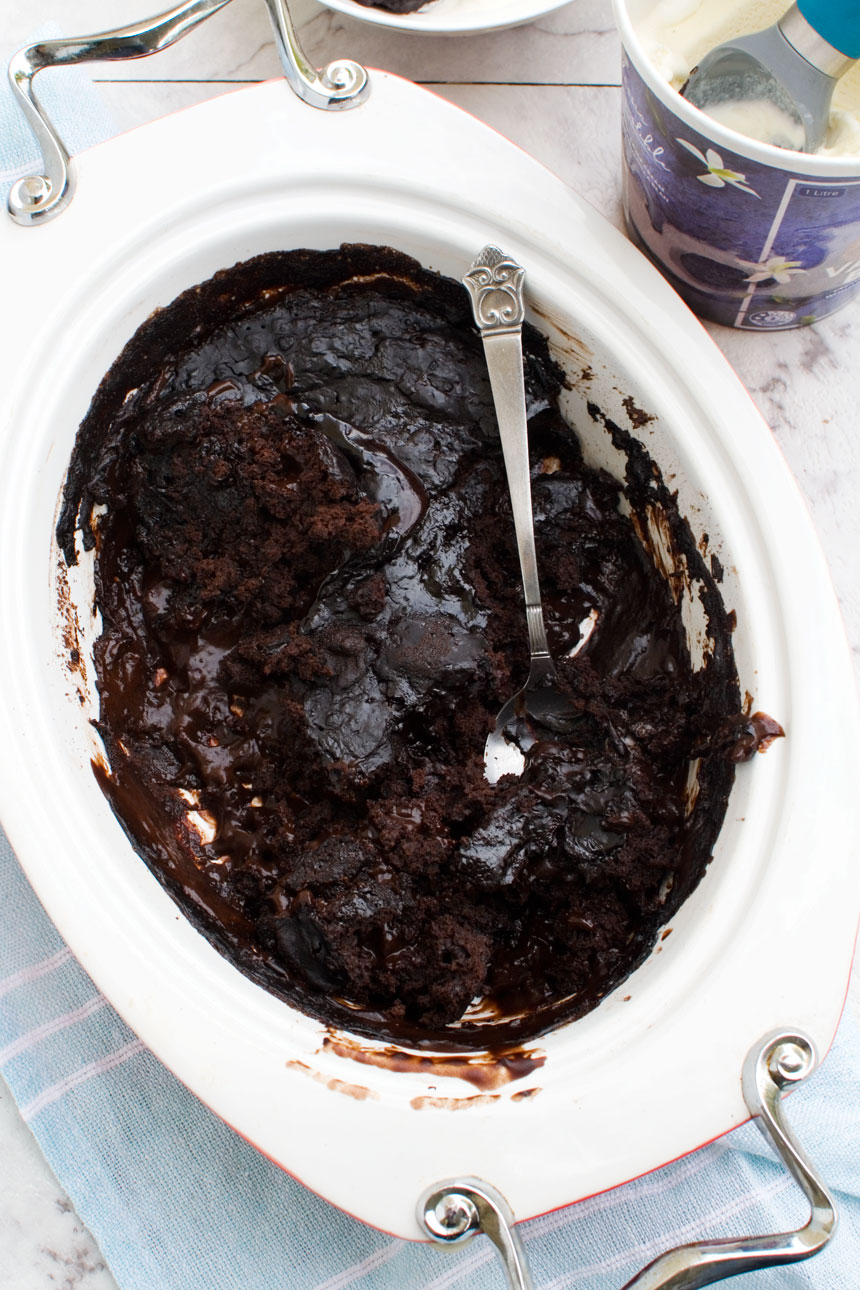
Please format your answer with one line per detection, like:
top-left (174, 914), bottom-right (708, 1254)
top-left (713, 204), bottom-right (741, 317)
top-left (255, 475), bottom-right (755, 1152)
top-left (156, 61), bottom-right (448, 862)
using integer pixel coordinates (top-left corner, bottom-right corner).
top-left (322, 1034), bottom-right (545, 1091)
top-left (60, 245), bottom-right (777, 1049)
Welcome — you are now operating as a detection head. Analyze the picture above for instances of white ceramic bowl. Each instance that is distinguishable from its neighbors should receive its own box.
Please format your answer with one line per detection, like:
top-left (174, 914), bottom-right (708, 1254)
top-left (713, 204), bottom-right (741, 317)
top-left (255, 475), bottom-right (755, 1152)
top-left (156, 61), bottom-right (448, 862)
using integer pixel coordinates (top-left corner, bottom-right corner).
top-left (318, 0), bottom-right (572, 34)
top-left (0, 75), bottom-right (858, 1240)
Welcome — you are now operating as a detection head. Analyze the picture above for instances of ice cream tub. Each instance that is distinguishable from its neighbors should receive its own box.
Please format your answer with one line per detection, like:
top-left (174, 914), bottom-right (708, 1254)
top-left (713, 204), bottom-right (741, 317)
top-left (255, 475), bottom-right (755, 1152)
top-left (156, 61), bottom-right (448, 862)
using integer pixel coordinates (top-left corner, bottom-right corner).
top-left (614, 0), bottom-right (860, 329)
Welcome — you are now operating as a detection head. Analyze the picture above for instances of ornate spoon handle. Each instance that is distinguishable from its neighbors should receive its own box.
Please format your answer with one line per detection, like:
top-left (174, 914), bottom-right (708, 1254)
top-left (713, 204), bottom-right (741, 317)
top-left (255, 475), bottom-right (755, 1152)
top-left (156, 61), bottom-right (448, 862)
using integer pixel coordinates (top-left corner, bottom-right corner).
top-left (462, 246), bottom-right (551, 662)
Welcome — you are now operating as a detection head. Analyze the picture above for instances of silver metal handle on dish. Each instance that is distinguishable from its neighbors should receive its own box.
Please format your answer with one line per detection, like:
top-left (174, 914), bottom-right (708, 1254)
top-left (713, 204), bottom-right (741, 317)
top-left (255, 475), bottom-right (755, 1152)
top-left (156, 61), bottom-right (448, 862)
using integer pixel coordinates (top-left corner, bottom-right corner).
top-left (462, 246), bottom-right (552, 662)
top-left (7, 0), bottom-right (368, 227)
top-left (261, 0), bottom-right (368, 113)
top-left (418, 1178), bottom-right (534, 1290)
top-left (418, 1030), bottom-right (836, 1290)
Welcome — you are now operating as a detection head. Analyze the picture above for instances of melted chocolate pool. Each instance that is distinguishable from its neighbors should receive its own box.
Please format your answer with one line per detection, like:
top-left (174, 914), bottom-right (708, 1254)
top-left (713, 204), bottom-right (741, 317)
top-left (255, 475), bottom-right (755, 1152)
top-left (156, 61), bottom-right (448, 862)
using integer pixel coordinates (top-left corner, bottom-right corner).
top-left (59, 245), bottom-right (772, 1048)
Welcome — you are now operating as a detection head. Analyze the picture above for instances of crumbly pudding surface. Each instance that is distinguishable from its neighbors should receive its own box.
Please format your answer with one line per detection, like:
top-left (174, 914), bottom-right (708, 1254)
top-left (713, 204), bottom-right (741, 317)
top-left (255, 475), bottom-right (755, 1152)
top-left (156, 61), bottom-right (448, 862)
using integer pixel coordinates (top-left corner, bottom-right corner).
top-left (59, 245), bottom-right (773, 1047)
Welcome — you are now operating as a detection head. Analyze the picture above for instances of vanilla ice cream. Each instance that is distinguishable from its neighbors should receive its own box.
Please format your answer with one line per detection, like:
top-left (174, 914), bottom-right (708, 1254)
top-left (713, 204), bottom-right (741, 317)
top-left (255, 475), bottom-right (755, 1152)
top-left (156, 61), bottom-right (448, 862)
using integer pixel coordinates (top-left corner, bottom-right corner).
top-left (639, 0), bottom-right (860, 155)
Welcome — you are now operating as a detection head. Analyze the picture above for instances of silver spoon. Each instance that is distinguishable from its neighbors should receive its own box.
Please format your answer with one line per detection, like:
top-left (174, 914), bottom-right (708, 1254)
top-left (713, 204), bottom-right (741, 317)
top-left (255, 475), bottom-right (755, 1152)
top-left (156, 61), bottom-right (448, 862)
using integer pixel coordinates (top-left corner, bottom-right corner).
top-left (682, 3), bottom-right (858, 153)
top-left (462, 245), bottom-right (580, 784)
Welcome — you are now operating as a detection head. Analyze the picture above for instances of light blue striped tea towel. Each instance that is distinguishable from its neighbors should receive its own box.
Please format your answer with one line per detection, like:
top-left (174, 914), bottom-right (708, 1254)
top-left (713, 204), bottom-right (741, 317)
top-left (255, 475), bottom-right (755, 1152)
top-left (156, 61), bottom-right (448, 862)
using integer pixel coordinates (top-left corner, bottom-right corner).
top-left (1, 32), bottom-right (859, 1290)
top-left (2, 828), bottom-right (859, 1290)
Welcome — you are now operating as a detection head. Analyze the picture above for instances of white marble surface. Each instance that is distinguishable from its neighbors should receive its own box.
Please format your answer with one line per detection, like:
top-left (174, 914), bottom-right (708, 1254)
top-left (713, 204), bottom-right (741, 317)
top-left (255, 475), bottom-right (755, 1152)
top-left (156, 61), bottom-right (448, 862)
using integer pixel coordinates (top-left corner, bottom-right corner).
top-left (0, 1072), bottom-right (116, 1289)
top-left (1, 0), bottom-right (858, 1285)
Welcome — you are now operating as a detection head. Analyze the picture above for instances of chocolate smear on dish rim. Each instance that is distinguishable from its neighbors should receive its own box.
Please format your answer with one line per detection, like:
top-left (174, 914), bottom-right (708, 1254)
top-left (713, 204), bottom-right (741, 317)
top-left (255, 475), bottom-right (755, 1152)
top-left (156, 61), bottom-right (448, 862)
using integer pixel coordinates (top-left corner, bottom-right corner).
top-left (58, 244), bottom-right (783, 1054)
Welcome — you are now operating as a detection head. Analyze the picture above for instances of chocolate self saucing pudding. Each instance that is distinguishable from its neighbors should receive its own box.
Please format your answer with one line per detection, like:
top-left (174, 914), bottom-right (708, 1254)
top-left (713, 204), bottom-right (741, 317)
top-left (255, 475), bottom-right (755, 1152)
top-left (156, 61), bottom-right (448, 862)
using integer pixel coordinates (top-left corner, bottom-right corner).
top-left (58, 245), bottom-right (780, 1047)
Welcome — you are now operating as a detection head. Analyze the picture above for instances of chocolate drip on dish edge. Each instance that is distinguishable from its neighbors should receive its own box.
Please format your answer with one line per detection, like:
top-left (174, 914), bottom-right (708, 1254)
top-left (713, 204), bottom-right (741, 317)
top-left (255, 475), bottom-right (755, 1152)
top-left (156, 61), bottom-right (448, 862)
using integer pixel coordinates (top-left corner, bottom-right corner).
top-left (60, 245), bottom-right (780, 1049)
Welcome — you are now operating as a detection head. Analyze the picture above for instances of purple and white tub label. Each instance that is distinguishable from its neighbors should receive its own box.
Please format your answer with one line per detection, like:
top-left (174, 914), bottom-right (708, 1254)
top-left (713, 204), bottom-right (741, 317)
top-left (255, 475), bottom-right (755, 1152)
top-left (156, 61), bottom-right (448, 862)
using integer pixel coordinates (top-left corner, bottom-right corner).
top-left (621, 51), bottom-right (860, 329)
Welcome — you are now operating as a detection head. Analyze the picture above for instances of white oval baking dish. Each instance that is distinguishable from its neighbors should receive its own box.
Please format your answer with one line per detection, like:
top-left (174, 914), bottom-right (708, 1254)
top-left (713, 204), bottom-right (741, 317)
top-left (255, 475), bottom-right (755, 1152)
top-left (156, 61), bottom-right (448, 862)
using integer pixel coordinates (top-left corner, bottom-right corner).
top-left (0, 72), bottom-right (858, 1241)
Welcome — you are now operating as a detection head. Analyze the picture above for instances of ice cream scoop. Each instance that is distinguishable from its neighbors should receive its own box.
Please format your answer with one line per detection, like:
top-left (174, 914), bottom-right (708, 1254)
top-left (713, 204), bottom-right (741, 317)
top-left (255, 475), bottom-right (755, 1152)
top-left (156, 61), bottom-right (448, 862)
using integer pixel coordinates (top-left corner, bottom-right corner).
top-left (683, 1), bottom-right (860, 151)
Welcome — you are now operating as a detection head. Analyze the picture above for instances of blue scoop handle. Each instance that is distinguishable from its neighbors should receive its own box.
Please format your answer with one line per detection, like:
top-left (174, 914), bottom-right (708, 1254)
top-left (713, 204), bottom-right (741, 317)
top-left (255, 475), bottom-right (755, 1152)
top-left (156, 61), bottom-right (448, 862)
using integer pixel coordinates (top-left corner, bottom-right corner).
top-left (797, 0), bottom-right (860, 59)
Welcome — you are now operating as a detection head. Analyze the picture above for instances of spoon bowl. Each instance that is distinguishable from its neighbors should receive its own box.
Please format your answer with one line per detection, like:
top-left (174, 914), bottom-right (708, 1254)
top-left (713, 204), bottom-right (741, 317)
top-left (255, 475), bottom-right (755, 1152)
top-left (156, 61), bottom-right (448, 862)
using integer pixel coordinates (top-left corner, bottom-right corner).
top-left (484, 656), bottom-right (582, 783)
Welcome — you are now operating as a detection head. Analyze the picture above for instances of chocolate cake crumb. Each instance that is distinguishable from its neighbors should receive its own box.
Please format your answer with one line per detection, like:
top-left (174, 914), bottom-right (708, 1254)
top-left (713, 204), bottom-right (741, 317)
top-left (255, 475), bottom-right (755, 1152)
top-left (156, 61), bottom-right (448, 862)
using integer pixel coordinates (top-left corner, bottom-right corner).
top-left (62, 245), bottom-right (772, 1047)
